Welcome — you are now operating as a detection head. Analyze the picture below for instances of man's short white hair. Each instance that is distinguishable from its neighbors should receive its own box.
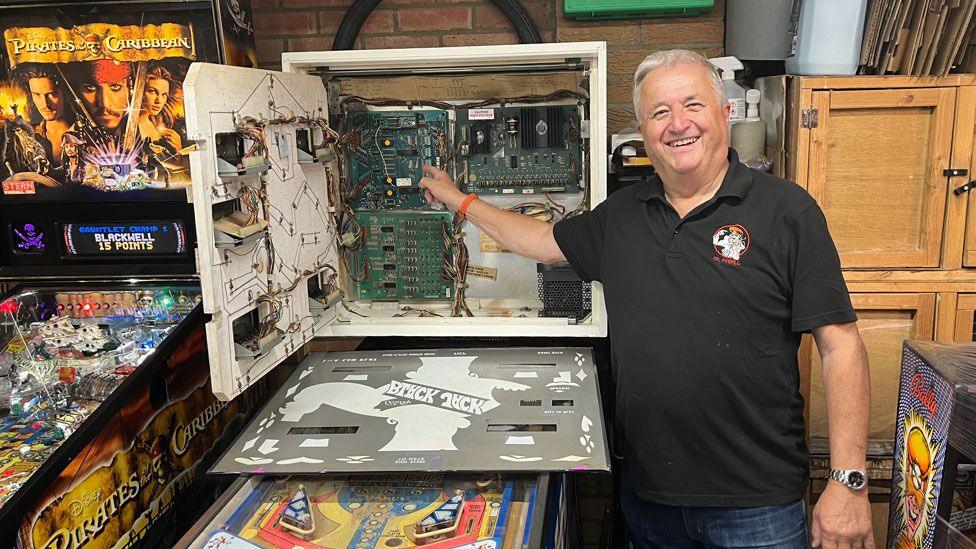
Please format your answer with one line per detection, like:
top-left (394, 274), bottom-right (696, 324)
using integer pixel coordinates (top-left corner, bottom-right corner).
top-left (632, 49), bottom-right (724, 121)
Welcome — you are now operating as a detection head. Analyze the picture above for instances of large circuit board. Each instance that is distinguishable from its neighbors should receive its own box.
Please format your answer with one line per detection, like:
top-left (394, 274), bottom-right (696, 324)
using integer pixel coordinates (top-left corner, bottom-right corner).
top-left (459, 105), bottom-right (582, 195)
top-left (345, 109), bottom-right (449, 210)
top-left (351, 210), bottom-right (453, 301)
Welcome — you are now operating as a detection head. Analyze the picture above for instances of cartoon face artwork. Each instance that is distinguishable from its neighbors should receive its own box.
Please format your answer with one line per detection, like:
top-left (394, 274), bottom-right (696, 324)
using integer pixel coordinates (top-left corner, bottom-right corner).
top-left (900, 417), bottom-right (938, 546)
top-left (713, 224), bottom-right (750, 262)
top-left (904, 426), bottom-right (931, 537)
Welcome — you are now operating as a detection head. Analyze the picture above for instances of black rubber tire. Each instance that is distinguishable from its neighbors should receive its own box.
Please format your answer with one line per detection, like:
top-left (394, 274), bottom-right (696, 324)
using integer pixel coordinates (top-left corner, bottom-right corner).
top-left (332, 0), bottom-right (543, 51)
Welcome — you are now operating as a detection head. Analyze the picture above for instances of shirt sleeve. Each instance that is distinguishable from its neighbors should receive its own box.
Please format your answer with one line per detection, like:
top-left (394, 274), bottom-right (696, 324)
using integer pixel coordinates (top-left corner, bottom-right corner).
top-left (552, 200), bottom-right (611, 283)
top-left (789, 202), bottom-right (857, 332)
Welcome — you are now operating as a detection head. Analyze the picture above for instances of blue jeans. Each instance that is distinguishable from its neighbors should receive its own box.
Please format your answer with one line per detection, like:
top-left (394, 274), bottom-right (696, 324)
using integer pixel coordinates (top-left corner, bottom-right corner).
top-left (620, 475), bottom-right (808, 548)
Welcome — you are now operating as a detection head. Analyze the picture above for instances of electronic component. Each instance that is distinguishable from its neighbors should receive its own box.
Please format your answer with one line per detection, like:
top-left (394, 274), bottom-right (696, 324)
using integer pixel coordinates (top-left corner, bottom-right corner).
top-left (214, 132), bottom-right (270, 177)
top-left (296, 127), bottom-right (326, 164)
top-left (459, 106), bottom-right (583, 195)
top-left (212, 190), bottom-right (269, 246)
top-left (214, 212), bottom-right (268, 240)
top-left (537, 262), bottom-right (591, 322)
top-left (344, 110), bottom-right (448, 209)
top-left (351, 211), bottom-right (453, 300)
top-left (232, 308), bottom-right (283, 359)
top-left (307, 271), bottom-right (342, 312)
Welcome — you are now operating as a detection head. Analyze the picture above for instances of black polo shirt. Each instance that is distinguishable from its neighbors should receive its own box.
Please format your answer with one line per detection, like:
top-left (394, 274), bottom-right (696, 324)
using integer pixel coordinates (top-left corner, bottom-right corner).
top-left (554, 149), bottom-right (855, 507)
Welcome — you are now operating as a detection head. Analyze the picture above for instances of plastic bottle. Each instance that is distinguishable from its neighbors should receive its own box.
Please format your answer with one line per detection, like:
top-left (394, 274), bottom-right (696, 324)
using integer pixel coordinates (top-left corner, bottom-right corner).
top-left (731, 88), bottom-right (765, 162)
top-left (709, 56), bottom-right (746, 134)
top-left (785, 0), bottom-right (869, 75)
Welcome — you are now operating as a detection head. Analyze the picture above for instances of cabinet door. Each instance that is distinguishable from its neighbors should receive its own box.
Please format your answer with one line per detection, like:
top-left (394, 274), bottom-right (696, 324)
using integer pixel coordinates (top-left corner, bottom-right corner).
top-left (805, 293), bottom-right (936, 443)
top-left (954, 294), bottom-right (976, 342)
top-left (805, 88), bottom-right (956, 268)
top-left (185, 63), bottom-right (338, 401)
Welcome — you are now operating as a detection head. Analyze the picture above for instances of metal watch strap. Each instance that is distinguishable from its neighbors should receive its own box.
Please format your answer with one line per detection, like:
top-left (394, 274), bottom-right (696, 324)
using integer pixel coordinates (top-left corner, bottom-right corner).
top-left (829, 468), bottom-right (865, 490)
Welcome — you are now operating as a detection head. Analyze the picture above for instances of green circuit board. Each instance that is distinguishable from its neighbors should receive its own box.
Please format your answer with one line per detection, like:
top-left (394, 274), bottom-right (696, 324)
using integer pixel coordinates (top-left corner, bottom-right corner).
top-left (459, 105), bottom-right (583, 195)
top-left (345, 109), bottom-right (449, 210)
top-left (352, 211), bottom-right (453, 301)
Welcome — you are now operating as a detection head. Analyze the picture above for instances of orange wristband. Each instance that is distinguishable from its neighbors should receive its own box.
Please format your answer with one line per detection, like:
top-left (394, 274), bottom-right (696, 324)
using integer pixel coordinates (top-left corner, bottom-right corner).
top-left (458, 193), bottom-right (479, 219)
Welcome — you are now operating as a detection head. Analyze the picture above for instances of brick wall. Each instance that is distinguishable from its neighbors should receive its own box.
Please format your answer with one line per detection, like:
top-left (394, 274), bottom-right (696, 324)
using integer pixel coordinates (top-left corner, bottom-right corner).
top-left (252, 0), bottom-right (726, 133)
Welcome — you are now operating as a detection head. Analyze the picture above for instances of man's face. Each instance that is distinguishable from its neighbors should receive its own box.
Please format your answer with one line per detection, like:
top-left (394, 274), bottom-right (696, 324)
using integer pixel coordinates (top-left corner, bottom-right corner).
top-left (143, 77), bottom-right (170, 117)
top-left (80, 78), bottom-right (129, 129)
top-left (636, 62), bottom-right (730, 176)
top-left (28, 77), bottom-right (64, 121)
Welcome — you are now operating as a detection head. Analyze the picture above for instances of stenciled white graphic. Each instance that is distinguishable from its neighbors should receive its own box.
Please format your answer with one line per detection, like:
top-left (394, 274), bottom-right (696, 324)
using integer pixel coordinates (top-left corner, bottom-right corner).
top-left (279, 356), bottom-right (530, 452)
top-left (337, 455), bottom-right (374, 464)
top-left (499, 455), bottom-right (544, 462)
top-left (552, 455), bottom-right (589, 462)
top-left (277, 456), bottom-right (324, 465)
top-left (546, 371), bottom-right (579, 393)
top-left (234, 457), bottom-right (272, 466)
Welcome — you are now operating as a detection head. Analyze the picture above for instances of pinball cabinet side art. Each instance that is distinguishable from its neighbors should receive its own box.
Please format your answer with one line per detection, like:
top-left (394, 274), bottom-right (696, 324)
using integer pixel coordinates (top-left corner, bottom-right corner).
top-left (0, 1), bottom-right (265, 548)
top-left (887, 341), bottom-right (976, 548)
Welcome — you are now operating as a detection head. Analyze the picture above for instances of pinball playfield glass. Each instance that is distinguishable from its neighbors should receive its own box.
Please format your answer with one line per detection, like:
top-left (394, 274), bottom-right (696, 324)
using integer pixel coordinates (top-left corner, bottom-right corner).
top-left (0, 283), bottom-right (199, 506)
top-left (190, 474), bottom-right (544, 549)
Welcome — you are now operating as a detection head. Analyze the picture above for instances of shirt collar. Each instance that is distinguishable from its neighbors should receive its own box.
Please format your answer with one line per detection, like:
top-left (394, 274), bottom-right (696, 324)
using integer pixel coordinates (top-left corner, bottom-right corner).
top-left (636, 148), bottom-right (754, 203)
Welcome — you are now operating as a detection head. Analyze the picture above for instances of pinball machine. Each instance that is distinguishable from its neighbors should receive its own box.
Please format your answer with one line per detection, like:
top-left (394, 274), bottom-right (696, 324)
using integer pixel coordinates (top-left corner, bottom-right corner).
top-left (0, 1), bottom-right (266, 547)
top-left (169, 42), bottom-right (613, 548)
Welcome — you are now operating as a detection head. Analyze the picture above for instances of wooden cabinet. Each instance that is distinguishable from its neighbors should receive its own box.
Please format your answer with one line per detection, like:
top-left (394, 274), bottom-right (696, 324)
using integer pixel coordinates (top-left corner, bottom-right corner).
top-left (786, 76), bottom-right (976, 270)
top-left (805, 293), bottom-right (935, 443)
top-left (953, 293), bottom-right (976, 342)
top-left (967, 191), bottom-right (976, 266)
top-left (781, 76), bottom-right (976, 520)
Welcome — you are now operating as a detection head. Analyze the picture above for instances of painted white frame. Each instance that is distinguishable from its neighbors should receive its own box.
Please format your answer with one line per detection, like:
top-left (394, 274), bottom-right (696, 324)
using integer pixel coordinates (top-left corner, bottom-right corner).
top-left (283, 42), bottom-right (609, 339)
top-left (187, 43), bottom-right (609, 399)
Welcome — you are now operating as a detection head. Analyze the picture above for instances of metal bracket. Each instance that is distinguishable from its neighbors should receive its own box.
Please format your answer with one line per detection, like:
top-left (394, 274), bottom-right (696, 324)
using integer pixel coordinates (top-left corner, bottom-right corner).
top-left (953, 181), bottom-right (976, 196)
top-left (801, 109), bottom-right (818, 128)
top-left (944, 168), bottom-right (969, 177)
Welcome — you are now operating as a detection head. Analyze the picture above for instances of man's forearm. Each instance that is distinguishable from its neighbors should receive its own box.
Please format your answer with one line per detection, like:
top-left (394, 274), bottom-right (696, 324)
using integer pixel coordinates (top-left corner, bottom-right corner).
top-left (463, 198), bottom-right (563, 264)
top-left (819, 325), bottom-right (871, 470)
top-left (420, 168), bottom-right (566, 264)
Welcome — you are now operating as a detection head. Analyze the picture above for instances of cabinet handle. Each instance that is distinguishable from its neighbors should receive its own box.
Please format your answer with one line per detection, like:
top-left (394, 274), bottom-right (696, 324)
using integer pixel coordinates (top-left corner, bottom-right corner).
top-left (953, 181), bottom-right (976, 196)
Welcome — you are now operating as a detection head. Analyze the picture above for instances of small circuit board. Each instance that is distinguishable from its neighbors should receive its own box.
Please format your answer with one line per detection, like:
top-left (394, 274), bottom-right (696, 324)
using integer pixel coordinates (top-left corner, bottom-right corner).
top-left (351, 210), bottom-right (454, 301)
top-left (459, 105), bottom-right (582, 195)
top-left (345, 109), bottom-right (449, 209)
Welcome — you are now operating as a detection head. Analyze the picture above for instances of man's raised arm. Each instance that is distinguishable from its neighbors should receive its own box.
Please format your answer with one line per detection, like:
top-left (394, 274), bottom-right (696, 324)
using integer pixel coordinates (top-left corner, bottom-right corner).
top-left (419, 164), bottom-right (566, 264)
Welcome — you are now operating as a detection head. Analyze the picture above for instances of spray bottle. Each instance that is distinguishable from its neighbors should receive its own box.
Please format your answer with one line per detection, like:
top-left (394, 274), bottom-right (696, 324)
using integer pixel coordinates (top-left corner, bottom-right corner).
top-left (708, 56), bottom-right (746, 134)
top-left (731, 88), bottom-right (765, 162)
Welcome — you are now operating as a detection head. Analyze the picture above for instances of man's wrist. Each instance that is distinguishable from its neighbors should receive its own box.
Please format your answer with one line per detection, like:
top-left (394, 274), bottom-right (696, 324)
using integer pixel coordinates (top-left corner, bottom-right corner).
top-left (443, 188), bottom-right (468, 212)
top-left (828, 466), bottom-right (868, 491)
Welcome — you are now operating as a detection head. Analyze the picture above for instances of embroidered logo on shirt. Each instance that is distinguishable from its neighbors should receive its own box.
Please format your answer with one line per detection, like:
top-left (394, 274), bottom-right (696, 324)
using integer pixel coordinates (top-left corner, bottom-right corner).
top-left (712, 224), bottom-right (750, 266)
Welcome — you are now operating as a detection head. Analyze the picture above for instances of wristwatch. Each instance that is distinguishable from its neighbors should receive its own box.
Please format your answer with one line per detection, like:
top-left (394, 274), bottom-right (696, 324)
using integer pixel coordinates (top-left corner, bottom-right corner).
top-left (829, 468), bottom-right (867, 491)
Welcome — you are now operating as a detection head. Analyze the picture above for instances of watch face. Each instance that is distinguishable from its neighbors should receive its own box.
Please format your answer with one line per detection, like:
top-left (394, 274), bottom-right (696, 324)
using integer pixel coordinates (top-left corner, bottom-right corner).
top-left (847, 471), bottom-right (866, 489)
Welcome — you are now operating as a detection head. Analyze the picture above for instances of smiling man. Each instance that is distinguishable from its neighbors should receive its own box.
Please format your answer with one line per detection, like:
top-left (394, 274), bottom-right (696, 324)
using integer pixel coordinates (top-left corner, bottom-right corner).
top-left (419, 49), bottom-right (873, 548)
